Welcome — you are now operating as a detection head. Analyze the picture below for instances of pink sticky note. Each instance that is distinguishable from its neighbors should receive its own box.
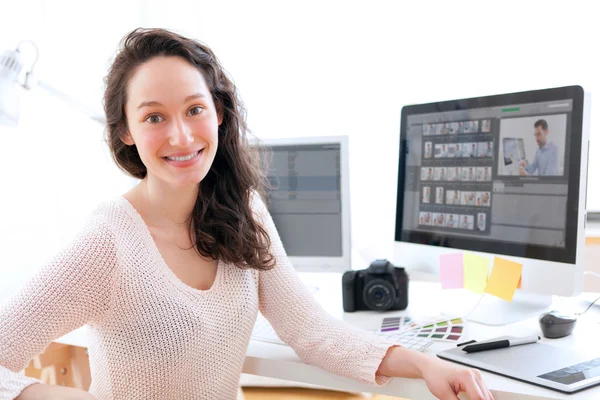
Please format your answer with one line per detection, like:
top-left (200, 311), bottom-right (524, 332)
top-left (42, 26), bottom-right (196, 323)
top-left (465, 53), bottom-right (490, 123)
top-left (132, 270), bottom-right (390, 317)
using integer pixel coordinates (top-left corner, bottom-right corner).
top-left (439, 253), bottom-right (464, 289)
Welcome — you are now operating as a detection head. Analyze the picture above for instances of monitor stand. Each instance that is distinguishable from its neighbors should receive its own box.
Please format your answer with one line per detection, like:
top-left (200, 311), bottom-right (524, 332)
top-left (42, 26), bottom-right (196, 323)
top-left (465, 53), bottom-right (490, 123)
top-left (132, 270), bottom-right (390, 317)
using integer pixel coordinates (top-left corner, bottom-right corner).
top-left (441, 290), bottom-right (553, 326)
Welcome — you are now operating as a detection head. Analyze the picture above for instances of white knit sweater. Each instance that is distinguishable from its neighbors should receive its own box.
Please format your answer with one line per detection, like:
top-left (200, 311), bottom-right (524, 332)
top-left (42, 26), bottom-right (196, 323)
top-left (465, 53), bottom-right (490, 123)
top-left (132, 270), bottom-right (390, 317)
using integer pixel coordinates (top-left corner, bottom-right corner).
top-left (0, 194), bottom-right (395, 399)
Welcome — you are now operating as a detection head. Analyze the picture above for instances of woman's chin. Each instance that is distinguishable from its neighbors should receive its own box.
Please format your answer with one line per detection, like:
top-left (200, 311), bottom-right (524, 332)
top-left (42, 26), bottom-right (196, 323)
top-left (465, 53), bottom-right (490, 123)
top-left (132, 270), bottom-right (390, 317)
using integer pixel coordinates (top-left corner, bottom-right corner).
top-left (169, 172), bottom-right (208, 188)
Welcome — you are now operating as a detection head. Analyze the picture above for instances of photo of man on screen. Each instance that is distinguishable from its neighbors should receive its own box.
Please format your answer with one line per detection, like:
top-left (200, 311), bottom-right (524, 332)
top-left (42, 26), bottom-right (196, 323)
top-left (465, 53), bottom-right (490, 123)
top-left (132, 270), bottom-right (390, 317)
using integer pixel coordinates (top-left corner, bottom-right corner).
top-left (459, 215), bottom-right (473, 230)
top-left (420, 212), bottom-right (432, 225)
top-left (440, 144), bottom-right (448, 158)
top-left (446, 214), bottom-right (458, 228)
top-left (498, 114), bottom-right (566, 176)
top-left (470, 143), bottom-right (478, 157)
top-left (436, 187), bottom-right (444, 204)
top-left (424, 142), bottom-right (432, 158)
top-left (519, 119), bottom-right (558, 176)
top-left (477, 213), bottom-right (486, 231)
top-left (446, 190), bottom-right (460, 205)
top-left (424, 212), bottom-right (431, 225)
top-left (435, 213), bottom-right (445, 227)
top-left (454, 143), bottom-right (462, 158)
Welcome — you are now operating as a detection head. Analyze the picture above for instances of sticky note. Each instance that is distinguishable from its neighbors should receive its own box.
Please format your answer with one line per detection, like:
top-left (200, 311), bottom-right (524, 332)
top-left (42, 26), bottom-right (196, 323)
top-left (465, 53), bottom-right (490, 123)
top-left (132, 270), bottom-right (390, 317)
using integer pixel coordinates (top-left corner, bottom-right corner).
top-left (463, 253), bottom-right (490, 294)
top-left (485, 257), bottom-right (523, 302)
top-left (439, 253), bottom-right (464, 289)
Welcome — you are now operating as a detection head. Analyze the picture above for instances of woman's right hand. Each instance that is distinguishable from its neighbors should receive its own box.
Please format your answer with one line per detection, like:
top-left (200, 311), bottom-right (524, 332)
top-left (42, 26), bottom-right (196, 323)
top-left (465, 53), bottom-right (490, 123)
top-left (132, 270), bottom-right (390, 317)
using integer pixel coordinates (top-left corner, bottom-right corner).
top-left (17, 383), bottom-right (97, 400)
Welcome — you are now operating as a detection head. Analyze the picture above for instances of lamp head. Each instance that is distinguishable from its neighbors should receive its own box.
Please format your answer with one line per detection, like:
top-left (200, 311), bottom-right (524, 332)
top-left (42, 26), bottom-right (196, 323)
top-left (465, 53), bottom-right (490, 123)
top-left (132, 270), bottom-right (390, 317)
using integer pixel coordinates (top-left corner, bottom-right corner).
top-left (0, 48), bottom-right (23, 126)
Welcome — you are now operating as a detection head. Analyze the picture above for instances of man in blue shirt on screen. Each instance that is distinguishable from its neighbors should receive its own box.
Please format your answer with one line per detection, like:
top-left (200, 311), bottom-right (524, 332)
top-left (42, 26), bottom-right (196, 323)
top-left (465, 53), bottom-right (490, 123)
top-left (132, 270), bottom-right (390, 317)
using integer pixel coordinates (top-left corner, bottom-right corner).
top-left (519, 119), bottom-right (559, 176)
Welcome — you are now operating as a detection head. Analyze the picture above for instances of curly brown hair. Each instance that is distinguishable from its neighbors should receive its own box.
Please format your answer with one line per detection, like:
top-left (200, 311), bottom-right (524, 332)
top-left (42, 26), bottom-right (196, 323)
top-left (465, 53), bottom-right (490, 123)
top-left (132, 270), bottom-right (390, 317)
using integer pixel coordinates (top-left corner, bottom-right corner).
top-left (103, 28), bottom-right (274, 271)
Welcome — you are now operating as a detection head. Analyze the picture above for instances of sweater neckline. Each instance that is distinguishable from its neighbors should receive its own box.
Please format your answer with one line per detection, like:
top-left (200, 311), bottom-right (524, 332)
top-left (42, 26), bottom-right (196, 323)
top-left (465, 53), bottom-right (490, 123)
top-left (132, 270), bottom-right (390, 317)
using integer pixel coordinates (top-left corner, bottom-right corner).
top-left (115, 195), bottom-right (223, 296)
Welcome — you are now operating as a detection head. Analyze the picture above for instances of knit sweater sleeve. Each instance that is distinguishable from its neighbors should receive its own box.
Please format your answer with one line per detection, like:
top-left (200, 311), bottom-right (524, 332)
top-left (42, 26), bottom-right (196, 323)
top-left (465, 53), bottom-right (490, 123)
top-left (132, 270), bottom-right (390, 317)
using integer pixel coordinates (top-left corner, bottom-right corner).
top-left (0, 213), bottom-right (118, 399)
top-left (253, 193), bottom-right (396, 386)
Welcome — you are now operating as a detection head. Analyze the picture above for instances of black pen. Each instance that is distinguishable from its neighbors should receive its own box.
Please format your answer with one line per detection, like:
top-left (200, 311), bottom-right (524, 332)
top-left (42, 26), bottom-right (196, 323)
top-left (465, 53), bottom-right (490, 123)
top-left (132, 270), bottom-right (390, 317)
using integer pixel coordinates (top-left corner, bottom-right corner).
top-left (462, 336), bottom-right (540, 353)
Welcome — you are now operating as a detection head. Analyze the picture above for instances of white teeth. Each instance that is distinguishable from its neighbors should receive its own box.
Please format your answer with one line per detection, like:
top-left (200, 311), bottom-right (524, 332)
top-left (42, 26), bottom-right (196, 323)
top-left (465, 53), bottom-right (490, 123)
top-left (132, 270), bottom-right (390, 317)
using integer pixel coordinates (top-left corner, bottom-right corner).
top-left (166, 150), bottom-right (200, 162)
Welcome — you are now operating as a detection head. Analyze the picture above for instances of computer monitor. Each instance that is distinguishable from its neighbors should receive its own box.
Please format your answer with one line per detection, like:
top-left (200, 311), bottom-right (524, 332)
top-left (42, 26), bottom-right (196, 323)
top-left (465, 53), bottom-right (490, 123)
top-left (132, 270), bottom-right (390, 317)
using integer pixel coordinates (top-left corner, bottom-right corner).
top-left (256, 136), bottom-right (351, 273)
top-left (394, 86), bottom-right (590, 324)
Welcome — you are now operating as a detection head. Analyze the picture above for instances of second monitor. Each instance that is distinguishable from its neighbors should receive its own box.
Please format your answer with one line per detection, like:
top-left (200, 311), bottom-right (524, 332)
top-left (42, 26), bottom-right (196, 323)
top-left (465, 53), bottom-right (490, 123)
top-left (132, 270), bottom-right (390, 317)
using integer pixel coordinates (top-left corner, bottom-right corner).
top-left (256, 136), bottom-right (351, 273)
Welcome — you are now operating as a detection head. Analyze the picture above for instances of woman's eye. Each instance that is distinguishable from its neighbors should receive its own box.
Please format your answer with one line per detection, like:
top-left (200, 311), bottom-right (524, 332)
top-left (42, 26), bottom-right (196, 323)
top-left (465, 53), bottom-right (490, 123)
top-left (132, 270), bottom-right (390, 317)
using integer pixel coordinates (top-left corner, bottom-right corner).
top-left (145, 114), bottom-right (164, 124)
top-left (188, 106), bottom-right (204, 116)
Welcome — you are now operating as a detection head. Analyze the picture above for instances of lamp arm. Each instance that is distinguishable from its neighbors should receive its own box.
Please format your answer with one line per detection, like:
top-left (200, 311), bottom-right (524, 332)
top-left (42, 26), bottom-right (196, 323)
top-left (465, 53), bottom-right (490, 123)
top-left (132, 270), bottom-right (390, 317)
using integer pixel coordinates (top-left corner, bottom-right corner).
top-left (36, 80), bottom-right (106, 124)
top-left (16, 40), bottom-right (106, 125)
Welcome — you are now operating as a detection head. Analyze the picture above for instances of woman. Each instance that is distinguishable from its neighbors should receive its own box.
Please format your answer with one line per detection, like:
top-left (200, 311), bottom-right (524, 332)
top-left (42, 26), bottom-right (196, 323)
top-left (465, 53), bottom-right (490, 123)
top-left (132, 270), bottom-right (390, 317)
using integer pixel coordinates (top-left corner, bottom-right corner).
top-left (1, 28), bottom-right (492, 400)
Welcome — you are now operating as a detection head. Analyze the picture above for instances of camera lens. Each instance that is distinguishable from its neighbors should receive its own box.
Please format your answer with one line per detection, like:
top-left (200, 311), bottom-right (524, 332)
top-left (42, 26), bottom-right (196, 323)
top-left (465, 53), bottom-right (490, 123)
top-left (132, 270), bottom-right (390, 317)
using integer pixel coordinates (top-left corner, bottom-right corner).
top-left (363, 279), bottom-right (396, 311)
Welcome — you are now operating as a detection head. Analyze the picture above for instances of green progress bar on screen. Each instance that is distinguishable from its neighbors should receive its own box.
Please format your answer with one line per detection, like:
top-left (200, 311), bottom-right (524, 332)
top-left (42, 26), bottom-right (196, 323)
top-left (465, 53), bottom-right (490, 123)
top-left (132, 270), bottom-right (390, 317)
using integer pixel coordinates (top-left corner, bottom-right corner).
top-left (502, 107), bottom-right (521, 112)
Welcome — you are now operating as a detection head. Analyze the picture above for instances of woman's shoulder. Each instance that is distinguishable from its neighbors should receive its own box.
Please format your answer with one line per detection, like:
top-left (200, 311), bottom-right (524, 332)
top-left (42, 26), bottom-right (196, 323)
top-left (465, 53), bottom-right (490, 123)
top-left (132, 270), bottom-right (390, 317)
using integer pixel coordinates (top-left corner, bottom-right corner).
top-left (249, 190), bottom-right (272, 222)
top-left (249, 190), bottom-right (268, 210)
top-left (84, 196), bottom-right (141, 235)
top-left (89, 195), bottom-right (129, 218)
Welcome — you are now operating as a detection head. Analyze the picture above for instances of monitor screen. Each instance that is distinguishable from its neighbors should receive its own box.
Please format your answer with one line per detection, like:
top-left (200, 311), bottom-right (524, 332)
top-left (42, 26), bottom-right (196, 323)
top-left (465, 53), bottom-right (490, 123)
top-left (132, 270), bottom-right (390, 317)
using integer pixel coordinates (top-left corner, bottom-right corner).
top-left (395, 86), bottom-right (585, 264)
top-left (260, 142), bottom-right (343, 257)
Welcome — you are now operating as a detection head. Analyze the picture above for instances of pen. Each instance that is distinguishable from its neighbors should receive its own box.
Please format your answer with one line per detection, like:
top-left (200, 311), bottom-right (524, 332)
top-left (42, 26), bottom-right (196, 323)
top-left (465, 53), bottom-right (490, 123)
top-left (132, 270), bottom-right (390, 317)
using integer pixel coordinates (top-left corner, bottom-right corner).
top-left (462, 336), bottom-right (540, 353)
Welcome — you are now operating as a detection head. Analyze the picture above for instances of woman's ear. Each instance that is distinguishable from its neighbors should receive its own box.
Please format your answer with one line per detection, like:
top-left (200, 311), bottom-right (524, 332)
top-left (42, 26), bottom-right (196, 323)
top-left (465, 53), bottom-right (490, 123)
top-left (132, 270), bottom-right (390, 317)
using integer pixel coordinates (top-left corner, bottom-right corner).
top-left (121, 131), bottom-right (135, 146)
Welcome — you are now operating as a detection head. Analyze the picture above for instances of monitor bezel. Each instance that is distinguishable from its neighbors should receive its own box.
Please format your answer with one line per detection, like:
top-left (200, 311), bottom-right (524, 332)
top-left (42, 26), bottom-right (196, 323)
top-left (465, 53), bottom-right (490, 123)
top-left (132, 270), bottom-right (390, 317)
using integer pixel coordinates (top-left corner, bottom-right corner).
top-left (256, 135), bottom-right (351, 273)
top-left (395, 86), bottom-right (586, 267)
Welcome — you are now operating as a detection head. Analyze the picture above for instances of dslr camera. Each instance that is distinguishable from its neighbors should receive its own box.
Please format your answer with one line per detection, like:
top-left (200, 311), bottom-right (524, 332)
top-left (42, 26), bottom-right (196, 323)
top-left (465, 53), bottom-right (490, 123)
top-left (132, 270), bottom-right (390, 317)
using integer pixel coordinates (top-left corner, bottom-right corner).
top-left (342, 259), bottom-right (409, 312)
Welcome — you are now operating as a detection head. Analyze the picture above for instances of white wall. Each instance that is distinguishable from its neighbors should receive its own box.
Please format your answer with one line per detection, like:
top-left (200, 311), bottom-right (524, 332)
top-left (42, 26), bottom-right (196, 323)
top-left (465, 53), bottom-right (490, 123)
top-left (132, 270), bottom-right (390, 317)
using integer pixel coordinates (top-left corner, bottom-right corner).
top-left (0, 0), bottom-right (141, 293)
top-left (2, 1), bottom-right (600, 289)
top-left (142, 0), bottom-right (600, 261)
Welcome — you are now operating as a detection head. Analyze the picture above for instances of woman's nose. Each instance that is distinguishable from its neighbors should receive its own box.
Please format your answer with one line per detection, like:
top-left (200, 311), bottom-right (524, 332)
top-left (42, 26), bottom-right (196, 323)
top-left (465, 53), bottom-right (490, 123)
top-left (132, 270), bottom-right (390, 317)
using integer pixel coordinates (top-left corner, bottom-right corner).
top-left (169, 118), bottom-right (194, 147)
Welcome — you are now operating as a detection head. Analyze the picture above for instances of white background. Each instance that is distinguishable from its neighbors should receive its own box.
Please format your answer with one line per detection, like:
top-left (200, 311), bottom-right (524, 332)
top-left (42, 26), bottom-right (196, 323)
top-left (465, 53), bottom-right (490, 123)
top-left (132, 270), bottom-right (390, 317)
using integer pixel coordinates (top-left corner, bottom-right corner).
top-left (1, 0), bottom-right (599, 287)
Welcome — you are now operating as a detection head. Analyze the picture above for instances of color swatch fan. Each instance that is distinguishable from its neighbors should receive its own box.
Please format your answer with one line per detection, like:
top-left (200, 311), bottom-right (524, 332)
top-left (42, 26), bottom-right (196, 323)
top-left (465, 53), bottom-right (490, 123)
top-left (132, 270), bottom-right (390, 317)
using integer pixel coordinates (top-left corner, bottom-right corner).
top-left (379, 316), bottom-right (466, 343)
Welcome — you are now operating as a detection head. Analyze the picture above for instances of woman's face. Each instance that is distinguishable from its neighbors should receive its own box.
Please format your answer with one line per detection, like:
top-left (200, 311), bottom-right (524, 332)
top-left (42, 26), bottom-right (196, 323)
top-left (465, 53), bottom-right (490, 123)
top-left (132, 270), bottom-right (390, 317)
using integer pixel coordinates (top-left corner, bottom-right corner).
top-left (123, 56), bottom-right (222, 189)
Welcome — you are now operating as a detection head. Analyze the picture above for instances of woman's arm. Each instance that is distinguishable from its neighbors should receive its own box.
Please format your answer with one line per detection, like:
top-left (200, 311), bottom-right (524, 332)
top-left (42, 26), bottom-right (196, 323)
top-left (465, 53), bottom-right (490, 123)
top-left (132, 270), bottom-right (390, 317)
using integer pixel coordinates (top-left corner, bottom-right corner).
top-left (252, 192), bottom-right (492, 398)
top-left (253, 193), bottom-right (398, 386)
top-left (377, 346), bottom-right (493, 400)
top-left (16, 382), bottom-right (96, 400)
top-left (1, 214), bottom-right (118, 399)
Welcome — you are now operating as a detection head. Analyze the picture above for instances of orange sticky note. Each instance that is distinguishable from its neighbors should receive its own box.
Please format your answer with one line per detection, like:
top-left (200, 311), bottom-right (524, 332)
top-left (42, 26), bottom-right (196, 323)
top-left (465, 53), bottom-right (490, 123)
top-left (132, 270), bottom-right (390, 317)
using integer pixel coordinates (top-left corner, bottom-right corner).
top-left (485, 257), bottom-right (523, 302)
top-left (463, 253), bottom-right (489, 294)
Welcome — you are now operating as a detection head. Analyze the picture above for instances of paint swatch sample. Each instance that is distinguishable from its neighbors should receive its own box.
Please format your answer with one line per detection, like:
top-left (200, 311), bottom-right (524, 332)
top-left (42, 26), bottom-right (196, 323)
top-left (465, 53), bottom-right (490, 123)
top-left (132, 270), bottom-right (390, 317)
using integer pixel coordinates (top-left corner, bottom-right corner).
top-left (380, 317), bottom-right (401, 332)
top-left (401, 317), bottom-right (465, 342)
top-left (439, 253), bottom-right (464, 289)
top-left (485, 257), bottom-right (523, 301)
top-left (379, 316), bottom-right (412, 333)
top-left (463, 253), bottom-right (490, 294)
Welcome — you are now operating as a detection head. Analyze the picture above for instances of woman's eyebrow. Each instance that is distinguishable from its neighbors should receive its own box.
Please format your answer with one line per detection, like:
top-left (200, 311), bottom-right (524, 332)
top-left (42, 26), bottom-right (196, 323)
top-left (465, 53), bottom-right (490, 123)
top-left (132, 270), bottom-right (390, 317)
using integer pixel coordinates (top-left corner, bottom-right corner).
top-left (137, 93), bottom-right (207, 110)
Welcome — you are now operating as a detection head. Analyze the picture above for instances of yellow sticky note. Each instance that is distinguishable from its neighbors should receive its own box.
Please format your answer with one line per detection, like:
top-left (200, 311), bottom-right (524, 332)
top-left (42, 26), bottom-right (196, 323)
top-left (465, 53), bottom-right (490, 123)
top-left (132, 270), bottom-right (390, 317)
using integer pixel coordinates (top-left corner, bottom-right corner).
top-left (463, 253), bottom-right (490, 294)
top-left (485, 257), bottom-right (523, 302)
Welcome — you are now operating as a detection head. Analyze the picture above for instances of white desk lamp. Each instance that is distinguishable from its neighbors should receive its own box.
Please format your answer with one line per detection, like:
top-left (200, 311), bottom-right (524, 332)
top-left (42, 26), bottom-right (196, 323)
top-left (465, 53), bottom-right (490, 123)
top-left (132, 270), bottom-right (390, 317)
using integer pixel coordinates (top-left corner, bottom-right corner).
top-left (0, 40), bottom-right (105, 126)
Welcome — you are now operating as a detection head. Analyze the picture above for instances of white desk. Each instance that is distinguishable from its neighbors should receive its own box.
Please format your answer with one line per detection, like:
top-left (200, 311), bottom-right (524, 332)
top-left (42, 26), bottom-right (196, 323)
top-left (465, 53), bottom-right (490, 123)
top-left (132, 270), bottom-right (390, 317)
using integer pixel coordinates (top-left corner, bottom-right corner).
top-left (242, 272), bottom-right (600, 400)
top-left (8, 271), bottom-right (600, 399)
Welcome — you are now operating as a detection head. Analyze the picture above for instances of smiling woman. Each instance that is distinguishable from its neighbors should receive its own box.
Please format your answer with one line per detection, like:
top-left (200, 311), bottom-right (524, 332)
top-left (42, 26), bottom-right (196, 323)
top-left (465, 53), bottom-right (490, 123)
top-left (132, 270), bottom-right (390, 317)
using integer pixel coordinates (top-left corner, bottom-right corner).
top-left (104, 29), bottom-right (274, 271)
top-left (1, 28), bottom-right (492, 400)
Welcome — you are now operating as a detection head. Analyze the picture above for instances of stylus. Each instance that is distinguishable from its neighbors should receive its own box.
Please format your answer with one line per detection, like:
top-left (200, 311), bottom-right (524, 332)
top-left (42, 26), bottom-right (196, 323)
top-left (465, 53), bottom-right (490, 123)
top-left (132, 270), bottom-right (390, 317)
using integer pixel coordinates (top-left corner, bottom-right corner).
top-left (462, 336), bottom-right (540, 353)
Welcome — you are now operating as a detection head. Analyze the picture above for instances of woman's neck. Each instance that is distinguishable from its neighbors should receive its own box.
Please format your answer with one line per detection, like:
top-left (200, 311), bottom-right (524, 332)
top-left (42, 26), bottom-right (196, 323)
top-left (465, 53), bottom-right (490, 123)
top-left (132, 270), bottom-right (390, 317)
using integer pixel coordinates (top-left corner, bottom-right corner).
top-left (131, 177), bottom-right (198, 230)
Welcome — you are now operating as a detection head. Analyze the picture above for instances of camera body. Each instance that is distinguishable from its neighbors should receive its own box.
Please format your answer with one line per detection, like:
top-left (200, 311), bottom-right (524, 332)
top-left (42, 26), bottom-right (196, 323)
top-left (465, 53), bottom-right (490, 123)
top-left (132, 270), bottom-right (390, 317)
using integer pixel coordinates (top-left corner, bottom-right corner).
top-left (342, 259), bottom-right (409, 312)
